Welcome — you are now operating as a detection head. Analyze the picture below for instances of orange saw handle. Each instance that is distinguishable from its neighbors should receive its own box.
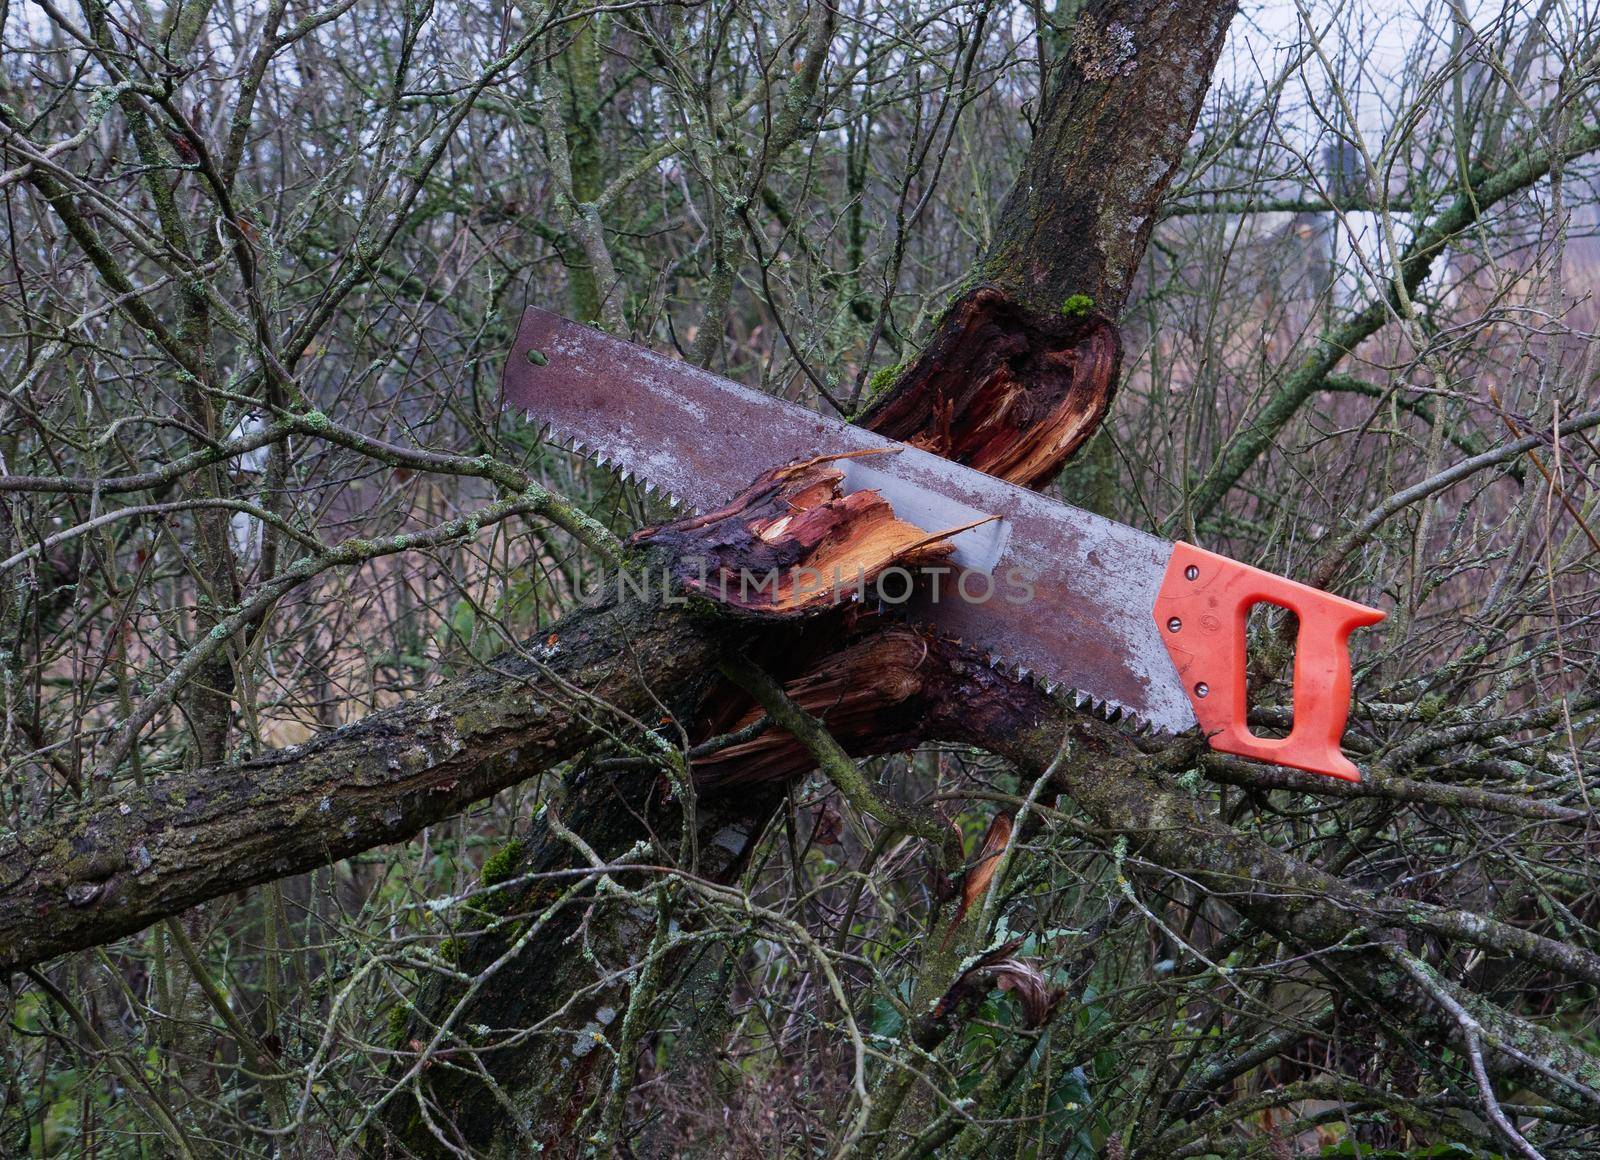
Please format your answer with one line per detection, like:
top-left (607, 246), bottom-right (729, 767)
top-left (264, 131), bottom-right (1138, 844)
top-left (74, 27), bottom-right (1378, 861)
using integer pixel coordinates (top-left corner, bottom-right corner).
top-left (1152, 543), bottom-right (1385, 781)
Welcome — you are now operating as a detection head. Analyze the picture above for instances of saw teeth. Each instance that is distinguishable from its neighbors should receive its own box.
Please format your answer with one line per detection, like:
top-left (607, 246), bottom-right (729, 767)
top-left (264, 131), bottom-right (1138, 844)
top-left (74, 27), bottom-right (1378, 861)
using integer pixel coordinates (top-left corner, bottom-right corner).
top-left (533, 419), bottom-right (702, 512)
top-left (956, 639), bottom-right (1174, 736)
top-left (659, 489), bottom-right (700, 514)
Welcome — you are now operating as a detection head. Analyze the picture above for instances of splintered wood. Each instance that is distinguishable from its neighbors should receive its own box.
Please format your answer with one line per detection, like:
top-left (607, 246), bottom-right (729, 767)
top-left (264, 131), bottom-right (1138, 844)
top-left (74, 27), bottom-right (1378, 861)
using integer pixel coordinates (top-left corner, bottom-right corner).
top-left (632, 452), bottom-right (969, 614)
top-left (857, 284), bottom-right (1121, 490)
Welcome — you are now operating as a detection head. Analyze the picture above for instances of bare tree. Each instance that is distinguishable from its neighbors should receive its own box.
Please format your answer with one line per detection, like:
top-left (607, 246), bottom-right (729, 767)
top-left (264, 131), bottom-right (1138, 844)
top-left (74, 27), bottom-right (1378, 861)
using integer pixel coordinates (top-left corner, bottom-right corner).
top-left (0, 0), bottom-right (1597, 1157)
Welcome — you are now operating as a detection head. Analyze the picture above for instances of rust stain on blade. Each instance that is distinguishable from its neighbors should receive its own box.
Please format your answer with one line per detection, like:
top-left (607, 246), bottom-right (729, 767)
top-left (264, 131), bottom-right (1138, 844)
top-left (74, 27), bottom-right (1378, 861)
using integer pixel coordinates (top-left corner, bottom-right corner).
top-left (501, 307), bottom-right (1198, 734)
top-left (504, 310), bottom-right (838, 512)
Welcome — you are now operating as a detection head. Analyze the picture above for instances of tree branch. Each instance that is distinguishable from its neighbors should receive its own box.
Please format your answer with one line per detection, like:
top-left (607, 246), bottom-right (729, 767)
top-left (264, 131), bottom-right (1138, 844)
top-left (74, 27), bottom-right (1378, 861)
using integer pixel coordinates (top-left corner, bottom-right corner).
top-left (0, 586), bottom-right (724, 971)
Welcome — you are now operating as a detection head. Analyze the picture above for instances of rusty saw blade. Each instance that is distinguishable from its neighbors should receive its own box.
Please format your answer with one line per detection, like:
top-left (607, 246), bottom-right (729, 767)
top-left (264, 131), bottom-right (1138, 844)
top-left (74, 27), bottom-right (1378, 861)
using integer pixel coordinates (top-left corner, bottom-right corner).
top-left (502, 307), bottom-right (1196, 734)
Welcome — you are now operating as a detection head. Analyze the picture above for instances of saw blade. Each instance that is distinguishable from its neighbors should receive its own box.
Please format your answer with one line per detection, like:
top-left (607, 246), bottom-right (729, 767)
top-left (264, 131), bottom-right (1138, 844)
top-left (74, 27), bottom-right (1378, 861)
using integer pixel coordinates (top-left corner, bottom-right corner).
top-left (503, 307), bottom-right (1197, 734)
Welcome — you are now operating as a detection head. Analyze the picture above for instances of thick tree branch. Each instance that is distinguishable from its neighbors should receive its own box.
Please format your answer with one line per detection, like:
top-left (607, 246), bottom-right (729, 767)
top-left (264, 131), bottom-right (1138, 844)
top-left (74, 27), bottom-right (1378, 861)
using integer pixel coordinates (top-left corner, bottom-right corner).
top-left (0, 585), bottom-right (723, 970)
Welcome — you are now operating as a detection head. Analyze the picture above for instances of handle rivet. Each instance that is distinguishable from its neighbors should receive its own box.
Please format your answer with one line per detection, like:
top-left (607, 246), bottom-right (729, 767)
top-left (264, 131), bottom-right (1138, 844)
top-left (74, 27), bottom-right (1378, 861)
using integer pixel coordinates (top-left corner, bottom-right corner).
top-left (1194, 682), bottom-right (1209, 697)
top-left (1166, 617), bottom-right (1182, 633)
top-left (1184, 565), bottom-right (1199, 581)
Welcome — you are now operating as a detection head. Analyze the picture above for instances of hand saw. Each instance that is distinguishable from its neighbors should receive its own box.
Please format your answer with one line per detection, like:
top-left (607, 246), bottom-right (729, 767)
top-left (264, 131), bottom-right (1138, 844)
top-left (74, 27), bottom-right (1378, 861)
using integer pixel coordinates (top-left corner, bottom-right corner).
top-left (502, 307), bottom-right (1385, 781)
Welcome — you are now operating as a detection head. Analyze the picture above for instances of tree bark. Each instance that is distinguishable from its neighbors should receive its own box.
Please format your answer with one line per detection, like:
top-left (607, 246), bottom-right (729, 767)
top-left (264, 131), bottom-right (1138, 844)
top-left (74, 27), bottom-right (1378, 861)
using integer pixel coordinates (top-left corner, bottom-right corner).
top-left (0, 577), bottom-right (732, 970)
top-left (979, 0), bottom-right (1233, 319)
